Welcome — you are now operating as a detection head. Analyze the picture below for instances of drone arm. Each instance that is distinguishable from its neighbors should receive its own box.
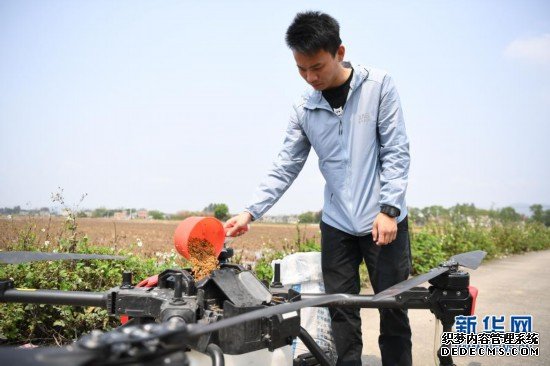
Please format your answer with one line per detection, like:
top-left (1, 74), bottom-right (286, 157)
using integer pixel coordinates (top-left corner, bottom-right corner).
top-left (0, 288), bottom-right (108, 308)
top-left (298, 288), bottom-right (432, 310)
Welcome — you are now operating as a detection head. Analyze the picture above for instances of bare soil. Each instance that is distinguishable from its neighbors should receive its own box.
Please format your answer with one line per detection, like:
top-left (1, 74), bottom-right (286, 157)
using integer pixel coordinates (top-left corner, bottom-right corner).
top-left (0, 217), bottom-right (320, 261)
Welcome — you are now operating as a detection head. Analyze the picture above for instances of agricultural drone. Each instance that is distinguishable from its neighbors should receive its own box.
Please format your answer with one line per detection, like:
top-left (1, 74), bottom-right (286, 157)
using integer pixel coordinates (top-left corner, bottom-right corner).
top-left (0, 217), bottom-right (485, 366)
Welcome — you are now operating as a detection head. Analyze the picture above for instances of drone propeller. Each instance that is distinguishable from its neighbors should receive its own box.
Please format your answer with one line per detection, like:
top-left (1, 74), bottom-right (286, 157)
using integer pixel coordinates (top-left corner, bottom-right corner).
top-left (0, 251), bottom-right (126, 264)
top-left (372, 250), bottom-right (486, 301)
top-left (450, 250), bottom-right (486, 269)
top-left (372, 267), bottom-right (449, 301)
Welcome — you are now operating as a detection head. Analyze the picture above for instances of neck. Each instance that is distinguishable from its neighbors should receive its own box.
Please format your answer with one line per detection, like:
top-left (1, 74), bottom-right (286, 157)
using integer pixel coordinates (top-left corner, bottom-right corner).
top-left (328, 64), bottom-right (352, 90)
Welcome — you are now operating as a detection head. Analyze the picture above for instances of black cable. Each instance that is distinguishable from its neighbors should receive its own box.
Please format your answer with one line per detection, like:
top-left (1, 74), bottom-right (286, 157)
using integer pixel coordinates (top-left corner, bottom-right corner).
top-left (206, 344), bottom-right (225, 366)
top-left (298, 327), bottom-right (333, 366)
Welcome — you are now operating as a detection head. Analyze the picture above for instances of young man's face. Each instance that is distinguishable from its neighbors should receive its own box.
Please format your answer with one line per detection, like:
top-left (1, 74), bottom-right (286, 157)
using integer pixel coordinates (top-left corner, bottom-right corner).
top-left (293, 45), bottom-right (346, 91)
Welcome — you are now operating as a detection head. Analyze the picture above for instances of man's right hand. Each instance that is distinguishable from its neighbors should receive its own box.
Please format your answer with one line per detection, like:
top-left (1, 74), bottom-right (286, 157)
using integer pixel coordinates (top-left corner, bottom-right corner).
top-left (224, 211), bottom-right (253, 237)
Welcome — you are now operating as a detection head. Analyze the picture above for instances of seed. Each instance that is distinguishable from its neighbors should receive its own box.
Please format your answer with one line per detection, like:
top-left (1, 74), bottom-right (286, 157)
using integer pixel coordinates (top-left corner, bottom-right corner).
top-left (187, 238), bottom-right (219, 280)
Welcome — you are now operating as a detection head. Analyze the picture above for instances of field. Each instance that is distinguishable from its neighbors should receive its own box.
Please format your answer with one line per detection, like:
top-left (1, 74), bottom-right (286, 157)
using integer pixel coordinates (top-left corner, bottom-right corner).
top-left (0, 217), bottom-right (321, 262)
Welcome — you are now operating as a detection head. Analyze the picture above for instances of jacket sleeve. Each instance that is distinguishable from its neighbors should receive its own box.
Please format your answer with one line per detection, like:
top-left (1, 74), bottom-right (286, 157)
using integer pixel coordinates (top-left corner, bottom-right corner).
top-left (244, 106), bottom-right (311, 220)
top-left (377, 74), bottom-right (410, 212)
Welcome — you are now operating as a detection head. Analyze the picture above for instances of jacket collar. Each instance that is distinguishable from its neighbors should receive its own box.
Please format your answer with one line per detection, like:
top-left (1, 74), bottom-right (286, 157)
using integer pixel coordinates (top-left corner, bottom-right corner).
top-left (303, 61), bottom-right (369, 110)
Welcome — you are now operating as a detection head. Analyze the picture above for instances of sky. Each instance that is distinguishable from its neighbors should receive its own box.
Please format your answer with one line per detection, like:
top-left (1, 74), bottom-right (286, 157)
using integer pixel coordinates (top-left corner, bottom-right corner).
top-left (1, 0), bottom-right (549, 215)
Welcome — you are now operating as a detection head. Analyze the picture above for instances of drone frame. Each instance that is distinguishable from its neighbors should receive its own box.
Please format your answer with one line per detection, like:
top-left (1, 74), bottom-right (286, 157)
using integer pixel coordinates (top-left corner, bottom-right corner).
top-left (0, 250), bottom-right (485, 366)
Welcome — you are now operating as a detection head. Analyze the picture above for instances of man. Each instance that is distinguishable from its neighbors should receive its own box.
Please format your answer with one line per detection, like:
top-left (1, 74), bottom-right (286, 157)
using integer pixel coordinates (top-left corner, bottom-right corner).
top-left (225, 11), bottom-right (412, 366)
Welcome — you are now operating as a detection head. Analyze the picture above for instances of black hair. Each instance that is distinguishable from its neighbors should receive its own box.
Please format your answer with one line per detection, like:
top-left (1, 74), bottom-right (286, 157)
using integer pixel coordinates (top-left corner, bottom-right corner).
top-left (285, 11), bottom-right (342, 56)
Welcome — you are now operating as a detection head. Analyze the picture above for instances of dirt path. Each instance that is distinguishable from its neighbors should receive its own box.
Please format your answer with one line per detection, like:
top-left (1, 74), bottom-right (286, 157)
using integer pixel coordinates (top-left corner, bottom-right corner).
top-left (360, 250), bottom-right (550, 365)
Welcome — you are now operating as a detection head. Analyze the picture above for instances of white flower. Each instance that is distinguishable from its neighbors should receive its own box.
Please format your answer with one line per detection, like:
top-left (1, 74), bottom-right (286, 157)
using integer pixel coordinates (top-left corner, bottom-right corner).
top-left (44, 241), bottom-right (50, 247)
top-left (136, 239), bottom-right (143, 248)
top-left (41, 228), bottom-right (46, 232)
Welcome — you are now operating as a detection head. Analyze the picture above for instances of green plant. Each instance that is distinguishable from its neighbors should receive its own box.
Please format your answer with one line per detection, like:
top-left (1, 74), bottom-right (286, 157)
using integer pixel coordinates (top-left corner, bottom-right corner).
top-left (148, 210), bottom-right (165, 220)
top-left (0, 190), bottom-right (183, 344)
top-left (202, 203), bottom-right (230, 221)
top-left (358, 262), bottom-right (370, 287)
top-left (0, 235), bottom-right (179, 344)
top-left (281, 224), bottom-right (321, 252)
top-left (410, 231), bottom-right (446, 274)
top-left (253, 249), bottom-right (285, 282)
top-left (213, 204), bottom-right (229, 221)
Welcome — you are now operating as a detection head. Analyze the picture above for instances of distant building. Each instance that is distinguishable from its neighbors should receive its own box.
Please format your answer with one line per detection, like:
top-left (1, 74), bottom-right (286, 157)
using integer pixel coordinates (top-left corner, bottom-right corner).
top-left (39, 208), bottom-right (50, 217)
top-left (287, 216), bottom-right (299, 224)
top-left (113, 211), bottom-right (129, 220)
top-left (137, 210), bottom-right (148, 219)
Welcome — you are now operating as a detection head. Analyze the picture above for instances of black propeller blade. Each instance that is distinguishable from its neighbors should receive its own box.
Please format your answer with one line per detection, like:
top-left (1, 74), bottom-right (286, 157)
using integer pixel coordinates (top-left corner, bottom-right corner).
top-left (0, 251), bottom-right (126, 264)
top-left (372, 267), bottom-right (449, 301)
top-left (450, 250), bottom-right (486, 269)
top-left (373, 250), bottom-right (487, 301)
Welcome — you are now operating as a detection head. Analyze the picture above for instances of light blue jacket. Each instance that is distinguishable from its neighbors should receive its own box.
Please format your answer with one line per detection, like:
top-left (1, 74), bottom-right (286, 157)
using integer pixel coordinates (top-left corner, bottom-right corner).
top-left (245, 62), bottom-right (410, 236)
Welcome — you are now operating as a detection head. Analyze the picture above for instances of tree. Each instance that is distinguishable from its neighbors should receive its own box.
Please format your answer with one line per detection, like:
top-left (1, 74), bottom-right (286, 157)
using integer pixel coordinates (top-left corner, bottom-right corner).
top-left (544, 210), bottom-right (550, 227)
top-left (213, 204), bottom-right (229, 221)
top-left (203, 203), bottom-right (217, 213)
top-left (314, 210), bottom-right (322, 223)
top-left (408, 207), bottom-right (425, 225)
top-left (149, 210), bottom-right (164, 220)
top-left (497, 207), bottom-right (521, 222)
top-left (450, 203), bottom-right (477, 218)
top-left (92, 207), bottom-right (109, 218)
top-left (421, 205), bottom-right (449, 221)
top-left (530, 204), bottom-right (544, 223)
top-left (530, 204), bottom-right (550, 227)
top-left (203, 203), bottom-right (230, 221)
top-left (298, 211), bottom-right (321, 223)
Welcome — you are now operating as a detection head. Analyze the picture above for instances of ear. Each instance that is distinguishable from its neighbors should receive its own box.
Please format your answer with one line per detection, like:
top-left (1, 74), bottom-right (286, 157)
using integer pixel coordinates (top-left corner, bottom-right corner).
top-left (336, 45), bottom-right (346, 62)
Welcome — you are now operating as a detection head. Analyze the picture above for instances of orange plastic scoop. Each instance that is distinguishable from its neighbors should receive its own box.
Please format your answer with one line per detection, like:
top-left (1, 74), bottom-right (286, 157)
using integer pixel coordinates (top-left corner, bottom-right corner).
top-left (174, 217), bottom-right (225, 259)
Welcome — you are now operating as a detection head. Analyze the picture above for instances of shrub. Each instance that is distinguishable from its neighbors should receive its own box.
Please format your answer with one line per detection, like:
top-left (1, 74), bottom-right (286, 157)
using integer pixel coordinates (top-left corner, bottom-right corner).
top-left (0, 235), bottom-right (180, 344)
top-left (0, 190), bottom-right (183, 345)
top-left (254, 249), bottom-right (285, 283)
top-left (490, 222), bottom-right (550, 254)
top-left (410, 231), bottom-right (446, 274)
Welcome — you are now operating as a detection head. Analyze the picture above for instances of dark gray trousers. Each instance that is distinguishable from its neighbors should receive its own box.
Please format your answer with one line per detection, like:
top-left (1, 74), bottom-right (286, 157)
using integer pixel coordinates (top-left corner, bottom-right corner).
top-left (320, 218), bottom-right (413, 366)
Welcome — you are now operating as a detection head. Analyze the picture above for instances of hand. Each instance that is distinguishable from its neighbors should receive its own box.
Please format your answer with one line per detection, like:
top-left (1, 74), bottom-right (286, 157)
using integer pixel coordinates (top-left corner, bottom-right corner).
top-left (224, 211), bottom-right (253, 237)
top-left (372, 213), bottom-right (397, 246)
